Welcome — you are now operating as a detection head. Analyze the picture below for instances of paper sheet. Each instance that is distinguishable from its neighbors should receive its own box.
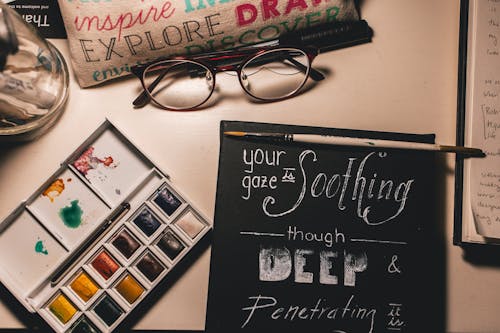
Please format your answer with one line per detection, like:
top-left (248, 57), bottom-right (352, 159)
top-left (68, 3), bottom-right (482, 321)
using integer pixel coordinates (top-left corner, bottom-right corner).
top-left (467, 0), bottom-right (500, 237)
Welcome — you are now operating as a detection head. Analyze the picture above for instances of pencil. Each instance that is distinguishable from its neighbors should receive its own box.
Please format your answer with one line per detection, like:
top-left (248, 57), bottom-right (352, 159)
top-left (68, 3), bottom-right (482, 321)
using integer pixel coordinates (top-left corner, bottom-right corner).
top-left (224, 131), bottom-right (485, 156)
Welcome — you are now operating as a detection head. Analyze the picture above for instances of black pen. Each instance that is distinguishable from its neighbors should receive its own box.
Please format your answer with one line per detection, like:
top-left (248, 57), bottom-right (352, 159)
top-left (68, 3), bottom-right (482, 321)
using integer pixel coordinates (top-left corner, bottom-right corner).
top-left (279, 19), bottom-right (373, 52)
top-left (50, 202), bottom-right (131, 286)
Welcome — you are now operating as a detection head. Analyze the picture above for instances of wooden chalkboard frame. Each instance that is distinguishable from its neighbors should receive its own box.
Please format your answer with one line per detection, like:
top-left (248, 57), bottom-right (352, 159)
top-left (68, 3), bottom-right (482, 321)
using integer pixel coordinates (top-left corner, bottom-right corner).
top-left (206, 120), bottom-right (443, 333)
top-left (453, 0), bottom-right (471, 247)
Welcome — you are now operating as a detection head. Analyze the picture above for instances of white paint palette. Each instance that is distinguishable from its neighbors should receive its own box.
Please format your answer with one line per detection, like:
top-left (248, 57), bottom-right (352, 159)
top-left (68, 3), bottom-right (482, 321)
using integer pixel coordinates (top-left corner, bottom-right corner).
top-left (0, 121), bottom-right (211, 333)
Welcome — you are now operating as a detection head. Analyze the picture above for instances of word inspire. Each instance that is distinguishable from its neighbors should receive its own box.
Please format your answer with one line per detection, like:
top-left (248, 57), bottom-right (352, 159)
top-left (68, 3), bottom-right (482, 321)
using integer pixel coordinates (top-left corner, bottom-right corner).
top-left (262, 150), bottom-right (415, 225)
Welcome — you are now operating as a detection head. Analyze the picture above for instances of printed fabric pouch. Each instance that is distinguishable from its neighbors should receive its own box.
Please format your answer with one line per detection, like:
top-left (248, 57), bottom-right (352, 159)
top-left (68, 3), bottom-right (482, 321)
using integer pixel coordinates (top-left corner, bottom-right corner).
top-left (57, 0), bottom-right (360, 87)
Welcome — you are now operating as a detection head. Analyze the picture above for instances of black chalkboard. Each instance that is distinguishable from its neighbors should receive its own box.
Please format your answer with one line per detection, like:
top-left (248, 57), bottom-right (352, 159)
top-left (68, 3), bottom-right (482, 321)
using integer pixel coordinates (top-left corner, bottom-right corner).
top-left (206, 121), bottom-right (442, 333)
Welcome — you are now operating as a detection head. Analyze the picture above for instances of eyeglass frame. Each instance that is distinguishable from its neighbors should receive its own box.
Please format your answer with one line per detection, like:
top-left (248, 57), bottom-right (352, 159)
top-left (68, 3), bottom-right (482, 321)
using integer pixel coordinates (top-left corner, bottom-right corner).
top-left (130, 45), bottom-right (324, 111)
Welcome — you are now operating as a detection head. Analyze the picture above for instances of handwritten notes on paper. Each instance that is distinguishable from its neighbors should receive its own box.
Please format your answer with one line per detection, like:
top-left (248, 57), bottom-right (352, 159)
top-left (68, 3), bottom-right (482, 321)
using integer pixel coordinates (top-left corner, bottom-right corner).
top-left (468, 0), bottom-right (500, 237)
top-left (206, 122), bottom-right (440, 333)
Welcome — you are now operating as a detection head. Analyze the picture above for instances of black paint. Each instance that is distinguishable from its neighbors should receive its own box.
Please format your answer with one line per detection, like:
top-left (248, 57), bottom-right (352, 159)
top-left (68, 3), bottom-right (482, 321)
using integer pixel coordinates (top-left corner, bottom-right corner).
top-left (70, 317), bottom-right (99, 333)
top-left (157, 229), bottom-right (185, 260)
top-left (133, 207), bottom-right (161, 237)
top-left (137, 252), bottom-right (165, 282)
top-left (112, 229), bottom-right (140, 258)
top-left (94, 295), bottom-right (122, 326)
top-left (153, 187), bottom-right (182, 216)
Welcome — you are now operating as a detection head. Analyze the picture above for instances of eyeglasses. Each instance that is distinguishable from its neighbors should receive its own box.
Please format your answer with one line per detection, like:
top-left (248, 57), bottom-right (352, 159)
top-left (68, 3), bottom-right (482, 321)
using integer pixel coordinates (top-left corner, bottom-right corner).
top-left (131, 45), bottom-right (324, 111)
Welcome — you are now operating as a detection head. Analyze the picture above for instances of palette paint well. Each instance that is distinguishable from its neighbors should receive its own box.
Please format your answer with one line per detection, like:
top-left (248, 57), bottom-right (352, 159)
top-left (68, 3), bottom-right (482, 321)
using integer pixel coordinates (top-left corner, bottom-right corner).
top-left (70, 272), bottom-right (99, 302)
top-left (175, 210), bottom-right (206, 239)
top-left (72, 130), bottom-right (151, 206)
top-left (157, 229), bottom-right (185, 260)
top-left (0, 211), bottom-right (67, 294)
top-left (70, 316), bottom-right (100, 333)
top-left (153, 187), bottom-right (182, 216)
top-left (91, 251), bottom-right (120, 280)
top-left (111, 229), bottom-right (140, 259)
top-left (30, 169), bottom-right (110, 249)
top-left (132, 207), bottom-right (161, 237)
top-left (49, 294), bottom-right (78, 324)
top-left (93, 295), bottom-right (123, 326)
top-left (115, 275), bottom-right (144, 304)
top-left (136, 252), bottom-right (165, 282)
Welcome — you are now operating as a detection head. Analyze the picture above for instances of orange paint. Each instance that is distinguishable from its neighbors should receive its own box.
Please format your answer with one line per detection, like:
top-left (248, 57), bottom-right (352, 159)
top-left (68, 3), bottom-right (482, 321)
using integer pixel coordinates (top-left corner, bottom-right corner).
top-left (103, 156), bottom-right (114, 166)
top-left (42, 178), bottom-right (65, 202)
top-left (116, 275), bottom-right (144, 304)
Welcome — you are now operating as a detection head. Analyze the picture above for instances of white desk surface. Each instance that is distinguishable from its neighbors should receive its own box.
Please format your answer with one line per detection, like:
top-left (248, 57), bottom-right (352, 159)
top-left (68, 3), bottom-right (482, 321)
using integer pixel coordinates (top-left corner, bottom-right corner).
top-left (0, 1), bottom-right (499, 332)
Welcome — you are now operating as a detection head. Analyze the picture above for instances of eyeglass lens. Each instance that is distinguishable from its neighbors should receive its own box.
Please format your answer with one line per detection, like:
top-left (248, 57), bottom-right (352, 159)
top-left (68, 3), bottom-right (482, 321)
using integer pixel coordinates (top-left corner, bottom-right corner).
top-left (143, 60), bottom-right (214, 110)
top-left (241, 48), bottom-right (310, 100)
top-left (142, 48), bottom-right (311, 110)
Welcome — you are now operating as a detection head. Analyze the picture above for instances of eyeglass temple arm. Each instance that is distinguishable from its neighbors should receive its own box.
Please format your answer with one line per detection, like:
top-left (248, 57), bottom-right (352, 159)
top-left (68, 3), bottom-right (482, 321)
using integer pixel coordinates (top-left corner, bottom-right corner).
top-left (133, 69), bottom-right (169, 107)
top-left (285, 56), bottom-right (325, 81)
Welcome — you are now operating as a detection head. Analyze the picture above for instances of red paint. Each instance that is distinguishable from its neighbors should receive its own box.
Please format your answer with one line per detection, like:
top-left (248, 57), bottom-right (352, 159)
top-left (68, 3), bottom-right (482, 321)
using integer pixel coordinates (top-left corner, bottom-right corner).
top-left (91, 251), bottom-right (119, 280)
top-left (73, 146), bottom-right (116, 176)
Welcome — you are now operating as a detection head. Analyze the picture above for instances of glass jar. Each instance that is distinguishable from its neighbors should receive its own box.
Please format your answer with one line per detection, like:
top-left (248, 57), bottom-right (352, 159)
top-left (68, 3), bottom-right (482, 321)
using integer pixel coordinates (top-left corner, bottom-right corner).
top-left (0, 2), bottom-right (68, 141)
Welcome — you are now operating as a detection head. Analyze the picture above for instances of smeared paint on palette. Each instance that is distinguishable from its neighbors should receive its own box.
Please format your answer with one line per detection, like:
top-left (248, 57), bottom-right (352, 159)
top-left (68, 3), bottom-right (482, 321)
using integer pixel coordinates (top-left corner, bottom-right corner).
top-left (59, 200), bottom-right (83, 229)
top-left (43, 179), bottom-right (65, 202)
top-left (70, 130), bottom-right (152, 206)
top-left (73, 146), bottom-right (117, 179)
top-left (35, 239), bottom-right (48, 255)
top-left (42, 178), bottom-right (73, 203)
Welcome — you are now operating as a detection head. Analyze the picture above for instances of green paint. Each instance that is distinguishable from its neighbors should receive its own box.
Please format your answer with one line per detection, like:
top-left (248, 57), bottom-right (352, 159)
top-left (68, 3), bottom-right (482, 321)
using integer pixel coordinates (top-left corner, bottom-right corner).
top-left (35, 240), bottom-right (48, 255)
top-left (59, 200), bottom-right (83, 228)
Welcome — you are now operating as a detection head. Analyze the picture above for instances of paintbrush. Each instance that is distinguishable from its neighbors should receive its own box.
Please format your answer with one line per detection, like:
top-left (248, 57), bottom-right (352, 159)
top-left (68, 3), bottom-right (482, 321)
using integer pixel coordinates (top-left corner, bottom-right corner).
top-left (224, 131), bottom-right (485, 157)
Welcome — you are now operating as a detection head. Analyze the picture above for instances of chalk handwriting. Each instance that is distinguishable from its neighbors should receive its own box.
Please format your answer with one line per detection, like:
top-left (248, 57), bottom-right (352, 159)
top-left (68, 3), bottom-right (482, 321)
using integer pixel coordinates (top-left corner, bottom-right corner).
top-left (241, 294), bottom-right (376, 332)
top-left (287, 225), bottom-right (346, 247)
top-left (388, 255), bottom-right (402, 274)
top-left (259, 246), bottom-right (367, 286)
top-left (260, 150), bottom-right (415, 225)
top-left (386, 303), bottom-right (405, 331)
top-left (282, 167), bottom-right (296, 183)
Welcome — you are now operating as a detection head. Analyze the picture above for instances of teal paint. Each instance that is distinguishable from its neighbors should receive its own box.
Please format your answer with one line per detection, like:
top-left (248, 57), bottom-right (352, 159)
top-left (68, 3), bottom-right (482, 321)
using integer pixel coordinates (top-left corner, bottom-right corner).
top-left (59, 200), bottom-right (83, 228)
top-left (35, 240), bottom-right (48, 255)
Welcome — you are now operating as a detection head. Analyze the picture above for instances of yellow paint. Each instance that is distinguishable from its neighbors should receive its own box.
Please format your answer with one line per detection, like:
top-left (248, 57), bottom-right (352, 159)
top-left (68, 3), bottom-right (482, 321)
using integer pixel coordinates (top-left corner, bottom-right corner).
top-left (70, 272), bottom-right (99, 302)
top-left (49, 294), bottom-right (77, 324)
top-left (42, 178), bottom-right (65, 202)
top-left (116, 275), bottom-right (144, 304)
